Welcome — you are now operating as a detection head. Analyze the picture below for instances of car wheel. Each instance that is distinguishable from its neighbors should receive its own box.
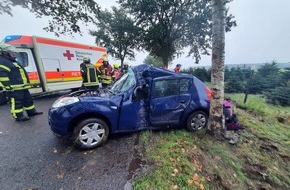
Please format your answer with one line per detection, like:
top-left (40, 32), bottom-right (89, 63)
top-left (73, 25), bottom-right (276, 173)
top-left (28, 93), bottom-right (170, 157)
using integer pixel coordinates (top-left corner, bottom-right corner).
top-left (73, 118), bottom-right (109, 149)
top-left (186, 111), bottom-right (208, 132)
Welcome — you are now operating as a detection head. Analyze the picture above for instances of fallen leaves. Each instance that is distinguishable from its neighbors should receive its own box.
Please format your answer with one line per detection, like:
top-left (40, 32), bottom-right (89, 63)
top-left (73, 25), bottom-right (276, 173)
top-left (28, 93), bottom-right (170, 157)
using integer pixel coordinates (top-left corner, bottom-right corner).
top-left (187, 173), bottom-right (205, 190)
top-left (193, 158), bottom-right (203, 172)
top-left (171, 168), bottom-right (179, 176)
top-left (57, 172), bottom-right (65, 179)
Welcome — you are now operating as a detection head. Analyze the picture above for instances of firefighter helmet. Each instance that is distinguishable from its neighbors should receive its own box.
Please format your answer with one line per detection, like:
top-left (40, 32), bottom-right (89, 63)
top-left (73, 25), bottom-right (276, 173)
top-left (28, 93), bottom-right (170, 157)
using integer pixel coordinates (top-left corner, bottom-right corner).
top-left (113, 63), bottom-right (119, 69)
top-left (83, 56), bottom-right (90, 63)
top-left (0, 43), bottom-right (17, 59)
top-left (103, 57), bottom-right (109, 63)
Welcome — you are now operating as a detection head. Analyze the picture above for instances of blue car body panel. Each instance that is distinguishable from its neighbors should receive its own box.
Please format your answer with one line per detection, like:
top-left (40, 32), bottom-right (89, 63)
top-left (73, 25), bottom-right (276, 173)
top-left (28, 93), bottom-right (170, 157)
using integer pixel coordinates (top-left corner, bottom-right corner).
top-left (48, 64), bottom-right (210, 136)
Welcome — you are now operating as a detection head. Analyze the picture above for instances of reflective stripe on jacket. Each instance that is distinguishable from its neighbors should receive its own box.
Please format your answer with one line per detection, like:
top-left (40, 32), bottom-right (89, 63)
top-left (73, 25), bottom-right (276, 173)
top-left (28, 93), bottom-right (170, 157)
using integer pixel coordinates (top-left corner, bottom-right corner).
top-left (97, 64), bottom-right (115, 85)
top-left (80, 62), bottom-right (99, 87)
top-left (0, 56), bottom-right (31, 91)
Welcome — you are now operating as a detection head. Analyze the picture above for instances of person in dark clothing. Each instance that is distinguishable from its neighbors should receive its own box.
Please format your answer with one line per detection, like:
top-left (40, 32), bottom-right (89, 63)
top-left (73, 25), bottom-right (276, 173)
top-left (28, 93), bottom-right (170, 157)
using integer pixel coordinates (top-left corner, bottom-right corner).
top-left (121, 62), bottom-right (129, 74)
top-left (117, 62), bottom-right (129, 80)
top-left (80, 56), bottom-right (99, 91)
top-left (0, 43), bottom-right (42, 122)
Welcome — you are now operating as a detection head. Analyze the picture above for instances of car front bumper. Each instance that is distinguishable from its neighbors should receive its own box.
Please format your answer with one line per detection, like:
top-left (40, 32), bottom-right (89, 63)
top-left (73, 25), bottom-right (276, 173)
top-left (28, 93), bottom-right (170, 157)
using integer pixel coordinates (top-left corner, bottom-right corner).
top-left (48, 106), bottom-right (73, 136)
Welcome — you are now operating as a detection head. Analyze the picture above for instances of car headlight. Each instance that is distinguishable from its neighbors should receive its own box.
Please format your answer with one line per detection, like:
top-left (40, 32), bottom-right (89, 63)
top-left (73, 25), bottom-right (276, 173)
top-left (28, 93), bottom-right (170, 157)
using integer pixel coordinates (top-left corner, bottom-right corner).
top-left (52, 97), bottom-right (79, 108)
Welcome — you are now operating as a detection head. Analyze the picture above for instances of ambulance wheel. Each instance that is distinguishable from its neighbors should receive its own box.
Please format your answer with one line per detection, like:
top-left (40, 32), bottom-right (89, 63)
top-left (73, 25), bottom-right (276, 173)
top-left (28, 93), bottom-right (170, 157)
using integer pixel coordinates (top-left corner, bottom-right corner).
top-left (0, 92), bottom-right (7, 106)
top-left (186, 111), bottom-right (208, 132)
top-left (73, 118), bottom-right (109, 149)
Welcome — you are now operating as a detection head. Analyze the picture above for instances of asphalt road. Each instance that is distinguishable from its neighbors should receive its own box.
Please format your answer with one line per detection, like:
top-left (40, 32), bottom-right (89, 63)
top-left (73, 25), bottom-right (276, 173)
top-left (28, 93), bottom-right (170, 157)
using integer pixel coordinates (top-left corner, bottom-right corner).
top-left (0, 94), bottom-right (138, 190)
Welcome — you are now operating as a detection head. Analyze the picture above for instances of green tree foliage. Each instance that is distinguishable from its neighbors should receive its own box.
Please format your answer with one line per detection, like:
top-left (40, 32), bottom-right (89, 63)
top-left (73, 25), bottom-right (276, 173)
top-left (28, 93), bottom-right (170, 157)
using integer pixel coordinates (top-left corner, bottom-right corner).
top-left (247, 73), bottom-right (268, 94)
top-left (118, 0), bottom-right (236, 68)
top-left (248, 62), bottom-right (283, 94)
top-left (258, 61), bottom-right (280, 77)
top-left (224, 66), bottom-right (252, 93)
top-left (280, 67), bottom-right (290, 86)
top-left (0, 0), bottom-right (99, 36)
top-left (143, 55), bottom-right (164, 68)
top-left (89, 7), bottom-right (140, 66)
top-left (264, 66), bottom-right (290, 106)
top-left (183, 67), bottom-right (210, 82)
top-left (226, 76), bottom-right (245, 93)
top-left (223, 62), bottom-right (289, 106)
top-left (265, 86), bottom-right (290, 106)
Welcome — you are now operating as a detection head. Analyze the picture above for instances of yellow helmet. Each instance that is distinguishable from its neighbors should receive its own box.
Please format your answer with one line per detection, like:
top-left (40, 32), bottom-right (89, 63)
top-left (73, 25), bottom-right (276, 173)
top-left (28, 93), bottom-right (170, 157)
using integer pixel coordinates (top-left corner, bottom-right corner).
top-left (113, 63), bottom-right (119, 69)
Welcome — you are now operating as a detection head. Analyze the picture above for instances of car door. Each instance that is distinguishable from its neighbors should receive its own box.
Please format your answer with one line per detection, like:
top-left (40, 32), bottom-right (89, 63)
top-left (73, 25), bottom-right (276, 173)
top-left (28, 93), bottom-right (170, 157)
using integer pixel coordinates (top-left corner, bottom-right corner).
top-left (117, 89), bottom-right (145, 131)
top-left (150, 77), bottom-right (191, 126)
top-left (111, 68), bottom-right (148, 131)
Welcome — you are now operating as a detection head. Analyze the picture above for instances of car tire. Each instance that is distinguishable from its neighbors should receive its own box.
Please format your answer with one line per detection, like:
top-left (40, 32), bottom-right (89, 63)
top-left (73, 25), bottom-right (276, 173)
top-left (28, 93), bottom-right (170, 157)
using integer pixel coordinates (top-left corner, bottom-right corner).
top-left (186, 111), bottom-right (208, 132)
top-left (73, 118), bottom-right (109, 150)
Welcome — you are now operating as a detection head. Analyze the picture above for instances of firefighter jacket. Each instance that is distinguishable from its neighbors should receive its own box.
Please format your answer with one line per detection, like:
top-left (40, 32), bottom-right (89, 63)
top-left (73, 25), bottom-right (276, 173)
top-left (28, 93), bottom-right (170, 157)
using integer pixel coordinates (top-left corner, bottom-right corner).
top-left (80, 62), bottom-right (99, 87)
top-left (97, 64), bottom-right (115, 85)
top-left (0, 56), bottom-right (31, 91)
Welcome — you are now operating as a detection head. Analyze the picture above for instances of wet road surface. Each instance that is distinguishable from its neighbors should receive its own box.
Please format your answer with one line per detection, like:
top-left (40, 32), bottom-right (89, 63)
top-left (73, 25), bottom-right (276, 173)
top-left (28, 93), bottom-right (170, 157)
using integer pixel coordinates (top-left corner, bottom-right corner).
top-left (0, 94), bottom-right (139, 190)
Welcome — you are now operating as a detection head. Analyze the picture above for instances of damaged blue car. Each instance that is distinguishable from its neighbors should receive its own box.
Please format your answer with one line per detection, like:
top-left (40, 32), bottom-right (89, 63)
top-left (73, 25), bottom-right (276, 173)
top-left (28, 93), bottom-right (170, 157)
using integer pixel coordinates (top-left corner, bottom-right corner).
top-left (48, 64), bottom-right (211, 149)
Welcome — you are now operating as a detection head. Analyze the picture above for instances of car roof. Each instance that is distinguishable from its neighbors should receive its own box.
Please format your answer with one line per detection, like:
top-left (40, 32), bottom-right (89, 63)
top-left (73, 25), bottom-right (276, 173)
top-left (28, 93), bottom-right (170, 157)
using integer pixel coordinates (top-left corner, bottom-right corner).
top-left (132, 64), bottom-right (193, 79)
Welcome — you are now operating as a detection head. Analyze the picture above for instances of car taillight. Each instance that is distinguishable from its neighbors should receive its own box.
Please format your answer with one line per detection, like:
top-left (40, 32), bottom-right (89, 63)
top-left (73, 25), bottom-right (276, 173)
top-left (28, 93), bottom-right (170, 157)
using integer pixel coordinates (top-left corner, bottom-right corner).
top-left (205, 86), bottom-right (211, 101)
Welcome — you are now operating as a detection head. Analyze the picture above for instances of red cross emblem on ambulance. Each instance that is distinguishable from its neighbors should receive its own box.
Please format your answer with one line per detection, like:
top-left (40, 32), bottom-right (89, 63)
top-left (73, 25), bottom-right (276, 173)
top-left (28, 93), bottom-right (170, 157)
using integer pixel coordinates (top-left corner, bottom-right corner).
top-left (63, 50), bottom-right (74, 60)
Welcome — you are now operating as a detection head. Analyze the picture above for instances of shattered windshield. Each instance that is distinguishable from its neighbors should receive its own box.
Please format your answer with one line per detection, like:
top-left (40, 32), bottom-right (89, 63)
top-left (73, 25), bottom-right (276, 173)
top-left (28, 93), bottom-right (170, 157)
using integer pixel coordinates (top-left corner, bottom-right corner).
top-left (110, 68), bottom-right (136, 94)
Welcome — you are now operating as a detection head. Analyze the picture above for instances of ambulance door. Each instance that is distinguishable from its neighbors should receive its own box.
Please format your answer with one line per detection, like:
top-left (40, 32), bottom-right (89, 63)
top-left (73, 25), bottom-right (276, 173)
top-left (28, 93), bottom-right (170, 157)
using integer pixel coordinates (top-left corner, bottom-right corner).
top-left (15, 48), bottom-right (43, 94)
top-left (41, 58), bottom-right (64, 84)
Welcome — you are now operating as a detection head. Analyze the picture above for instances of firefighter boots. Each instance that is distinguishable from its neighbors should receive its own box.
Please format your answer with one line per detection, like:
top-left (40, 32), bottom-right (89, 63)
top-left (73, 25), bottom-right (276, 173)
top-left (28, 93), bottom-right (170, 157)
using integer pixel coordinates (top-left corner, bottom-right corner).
top-left (15, 115), bottom-right (30, 122)
top-left (27, 110), bottom-right (43, 117)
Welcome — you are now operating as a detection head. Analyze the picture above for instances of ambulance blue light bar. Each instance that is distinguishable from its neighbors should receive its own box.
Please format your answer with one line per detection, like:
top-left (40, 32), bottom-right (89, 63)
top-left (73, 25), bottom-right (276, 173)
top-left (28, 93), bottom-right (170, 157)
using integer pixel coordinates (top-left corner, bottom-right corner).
top-left (4, 35), bottom-right (22, 43)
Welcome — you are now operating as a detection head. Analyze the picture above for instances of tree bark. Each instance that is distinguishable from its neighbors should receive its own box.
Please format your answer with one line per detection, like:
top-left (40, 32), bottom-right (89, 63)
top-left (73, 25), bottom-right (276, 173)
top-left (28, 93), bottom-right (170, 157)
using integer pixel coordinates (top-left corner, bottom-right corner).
top-left (207, 0), bottom-right (226, 139)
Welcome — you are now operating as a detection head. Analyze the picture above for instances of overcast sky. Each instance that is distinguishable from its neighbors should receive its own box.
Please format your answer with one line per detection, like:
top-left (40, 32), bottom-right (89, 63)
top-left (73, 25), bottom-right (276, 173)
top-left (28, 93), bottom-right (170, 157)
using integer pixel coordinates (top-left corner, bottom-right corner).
top-left (0, 0), bottom-right (289, 69)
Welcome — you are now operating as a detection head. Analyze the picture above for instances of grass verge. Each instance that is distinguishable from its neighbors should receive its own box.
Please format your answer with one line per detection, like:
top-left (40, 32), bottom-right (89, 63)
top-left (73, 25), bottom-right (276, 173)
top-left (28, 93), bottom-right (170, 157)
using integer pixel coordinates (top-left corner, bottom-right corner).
top-left (132, 94), bottom-right (290, 190)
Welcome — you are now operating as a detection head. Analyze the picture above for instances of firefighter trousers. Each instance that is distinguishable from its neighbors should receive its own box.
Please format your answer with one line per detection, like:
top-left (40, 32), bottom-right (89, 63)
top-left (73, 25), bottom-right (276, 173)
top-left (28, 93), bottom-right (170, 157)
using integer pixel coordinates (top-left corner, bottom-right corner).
top-left (8, 89), bottom-right (36, 119)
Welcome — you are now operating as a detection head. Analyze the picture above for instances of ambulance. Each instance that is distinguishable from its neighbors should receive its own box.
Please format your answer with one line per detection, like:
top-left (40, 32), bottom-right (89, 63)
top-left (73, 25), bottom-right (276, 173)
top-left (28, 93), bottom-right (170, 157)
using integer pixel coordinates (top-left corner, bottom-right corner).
top-left (0, 35), bottom-right (107, 105)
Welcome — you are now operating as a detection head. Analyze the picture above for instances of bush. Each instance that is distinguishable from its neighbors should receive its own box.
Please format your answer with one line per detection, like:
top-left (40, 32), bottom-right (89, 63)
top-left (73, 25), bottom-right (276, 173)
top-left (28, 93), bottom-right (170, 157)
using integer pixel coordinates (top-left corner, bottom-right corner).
top-left (264, 86), bottom-right (290, 106)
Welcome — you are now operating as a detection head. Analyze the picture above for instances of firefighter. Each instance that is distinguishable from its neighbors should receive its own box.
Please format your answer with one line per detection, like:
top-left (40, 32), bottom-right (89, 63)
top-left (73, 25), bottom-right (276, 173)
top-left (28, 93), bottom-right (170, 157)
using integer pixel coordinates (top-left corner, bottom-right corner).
top-left (80, 56), bottom-right (99, 91)
top-left (113, 63), bottom-right (120, 80)
top-left (97, 58), bottom-right (115, 88)
top-left (0, 43), bottom-right (43, 122)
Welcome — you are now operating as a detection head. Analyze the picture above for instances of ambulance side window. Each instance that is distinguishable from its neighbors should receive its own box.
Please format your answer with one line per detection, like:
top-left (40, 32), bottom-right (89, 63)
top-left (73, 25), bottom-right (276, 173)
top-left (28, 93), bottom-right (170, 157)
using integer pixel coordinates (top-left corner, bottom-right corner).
top-left (16, 52), bottom-right (29, 67)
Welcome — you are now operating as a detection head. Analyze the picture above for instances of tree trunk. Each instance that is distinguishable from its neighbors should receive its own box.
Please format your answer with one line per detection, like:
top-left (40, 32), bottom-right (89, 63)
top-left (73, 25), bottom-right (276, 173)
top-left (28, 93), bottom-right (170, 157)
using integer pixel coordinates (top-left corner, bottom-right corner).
top-left (162, 55), bottom-right (169, 69)
top-left (207, 0), bottom-right (226, 139)
top-left (120, 57), bottom-right (124, 68)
